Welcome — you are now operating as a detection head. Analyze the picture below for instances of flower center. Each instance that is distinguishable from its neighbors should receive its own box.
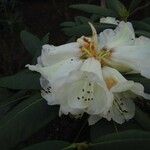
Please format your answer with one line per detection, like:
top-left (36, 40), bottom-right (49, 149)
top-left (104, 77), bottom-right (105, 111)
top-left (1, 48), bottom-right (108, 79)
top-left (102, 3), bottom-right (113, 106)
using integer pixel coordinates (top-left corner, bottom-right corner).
top-left (79, 38), bottom-right (112, 66)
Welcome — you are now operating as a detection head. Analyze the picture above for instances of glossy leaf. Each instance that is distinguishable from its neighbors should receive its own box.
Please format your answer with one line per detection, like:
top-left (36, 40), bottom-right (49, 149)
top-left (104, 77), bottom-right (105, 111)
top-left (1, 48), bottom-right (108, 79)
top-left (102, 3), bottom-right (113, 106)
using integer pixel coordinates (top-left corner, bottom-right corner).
top-left (132, 21), bottom-right (150, 32)
top-left (21, 30), bottom-right (42, 56)
top-left (135, 30), bottom-right (150, 38)
top-left (22, 141), bottom-right (73, 150)
top-left (62, 23), bottom-right (116, 37)
top-left (90, 119), bottom-right (141, 141)
top-left (135, 106), bottom-right (150, 130)
top-left (0, 94), bottom-right (59, 150)
top-left (60, 22), bottom-right (76, 27)
top-left (70, 4), bottom-right (116, 17)
top-left (75, 16), bottom-right (91, 24)
top-left (90, 130), bottom-right (150, 150)
top-left (0, 70), bottom-right (41, 90)
top-left (106, 0), bottom-right (129, 19)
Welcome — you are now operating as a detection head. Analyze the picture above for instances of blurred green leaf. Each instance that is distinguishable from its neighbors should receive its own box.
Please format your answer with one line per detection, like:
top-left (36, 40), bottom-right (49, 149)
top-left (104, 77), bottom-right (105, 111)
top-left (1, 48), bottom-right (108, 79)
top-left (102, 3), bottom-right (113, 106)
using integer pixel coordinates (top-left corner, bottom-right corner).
top-left (0, 70), bottom-right (41, 90)
top-left (142, 17), bottom-right (150, 24)
top-left (106, 0), bottom-right (129, 19)
top-left (62, 23), bottom-right (116, 37)
top-left (132, 21), bottom-right (150, 32)
top-left (93, 130), bottom-right (150, 142)
top-left (0, 88), bottom-right (13, 102)
top-left (135, 106), bottom-right (150, 130)
top-left (70, 4), bottom-right (117, 17)
top-left (129, 0), bottom-right (142, 12)
top-left (42, 33), bottom-right (50, 44)
top-left (0, 90), bottom-right (27, 118)
top-left (90, 130), bottom-right (150, 150)
top-left (135, 30), bottom-right (150, 38)
top-left (60, 22), bottom-right (76, 27)
top-left (90, 119), bottom-right (141, 141)
top-left (75, 16), bottom-right (91, 24)
top-left (0, 94), bottom-right (59, 150)
top-left (125, 74), bottom-right (150, 93)
top-left (22, 141), bottom-right (73, 150)
top-left (21, 30), bottom-right (42, 56)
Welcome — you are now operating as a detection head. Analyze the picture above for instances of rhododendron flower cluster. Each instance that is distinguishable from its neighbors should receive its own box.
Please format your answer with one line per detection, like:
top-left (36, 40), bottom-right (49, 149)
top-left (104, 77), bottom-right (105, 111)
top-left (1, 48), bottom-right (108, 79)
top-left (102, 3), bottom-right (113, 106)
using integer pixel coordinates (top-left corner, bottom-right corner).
top-left (26, 17), bottom-right (150, 125)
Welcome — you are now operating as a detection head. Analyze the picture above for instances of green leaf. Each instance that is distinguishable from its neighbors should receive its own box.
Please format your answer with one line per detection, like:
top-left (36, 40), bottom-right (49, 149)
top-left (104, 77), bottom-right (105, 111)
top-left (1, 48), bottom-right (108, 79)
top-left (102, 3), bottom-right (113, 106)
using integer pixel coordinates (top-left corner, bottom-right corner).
top-left (0, 88), bottom-right (13, 102)
top-left (90, 130), bottom-right (150, 150)
top-left (75, 16), bottom-right (91, 24)
top-left (125, 74), bottom-right (150, 93)
top-left (129, 0), bottom-right (142, 12)
top-left (70, 4), bottom-right (117, 17)
top-left (132, 21), bottom-right (150, 32)
top-left (0, 70), bottom-right (41, 90)
top-left (22, 141), bottom-right (73, 150)
top-left (21, 30), bottom-right (42, 56)
top-left (90, 119), bottom-right (141, 141)
top-left (135, 106), bottom-right (150, 130)
top-left (93, 130), bottom-right (150, 142)
top-left (106, 0), bottom-right (129, 19)
top-left (62, 23), bottom-right (116, 37)
top-left (0, 90), bottom-right (27, 118)
top-left (42, 33), bottom-right (49, 44)
top-left (142, 17), bottom-right (150, 24)
top-left (135, 30), bottom-right (150, 38)
top-left (0, 94), bottom-right (59, 150)
top-left (60, 22), bottom-right (76, 27)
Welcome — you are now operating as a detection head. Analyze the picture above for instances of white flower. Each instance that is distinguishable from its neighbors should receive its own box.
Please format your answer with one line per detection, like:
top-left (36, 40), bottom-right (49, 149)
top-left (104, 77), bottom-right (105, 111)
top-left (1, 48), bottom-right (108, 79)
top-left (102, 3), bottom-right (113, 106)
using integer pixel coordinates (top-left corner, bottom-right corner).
top-left (100, 17), bottom-right (119, 25)
top-left (55, 58), bottom-right (113, 117)
top-left (98, 21), bottom-right (150, 78)
top-left (88, 66), bottom-right (150, 125)
top-left (26, 42), bottom-right (83, 105)
top-left (78, 21), bottom-right (150, 78)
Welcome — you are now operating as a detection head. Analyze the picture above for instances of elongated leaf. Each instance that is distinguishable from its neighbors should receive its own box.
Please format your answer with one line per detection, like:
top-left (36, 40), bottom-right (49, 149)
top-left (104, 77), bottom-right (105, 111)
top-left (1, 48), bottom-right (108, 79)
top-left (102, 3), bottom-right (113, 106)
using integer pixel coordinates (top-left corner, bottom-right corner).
top-left (0, 70), bottom-right (41, 90)
top-left (60, 22), bottom-right (76, 27)
top-left (22, 141), bottom-right (73, 150)
top-left (90, 119), bottom-right (141, 141)
top-left (75, 16), bottom-right (91, 24)
top-left (0, 94), bottom-right (59, 150)
top-left (21, 30), bottom-right (42, 56)
top-left (135, 30), bottom-right (150, 38)
top-left (129, 0), bottom-right (142, 12)
top-left (94, 130), bottom-right (150, 142)
top-left (132, 21), bottom-right (150, 32)
top-left (0, 90), bottom-right (27, 119)
top-left (135, 106), bottom-right (150, 130)
top-left (143, 17), bottom-right (150, 24)
top-left (62, 23), bottom-right (116, 37)
top-left (106, 0), bottom-right (129, 19)
top-left (70, 4), bottom-right (116, 17)
top-left (90, 130), bottom-right (150, 150)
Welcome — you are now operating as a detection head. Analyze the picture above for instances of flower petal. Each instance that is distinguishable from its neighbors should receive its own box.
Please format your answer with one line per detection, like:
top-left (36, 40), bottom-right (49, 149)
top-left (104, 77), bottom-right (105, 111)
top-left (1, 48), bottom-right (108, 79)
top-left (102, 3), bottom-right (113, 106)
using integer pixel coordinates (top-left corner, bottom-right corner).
top-left (26, 57), bottom-right (82, 82)
top-left (100, 17), bottom-right (119, 25)
top-left (104, 93), bottom-right (135, 124)
top-left (99, 21), bottom-right (135, 49)
top-left (88, 115), bottom-right (102, 125)
top-left (40, 42), bottom-right (81, 66)
top-left (112, 43), bottom-right (150, 78)
top-left (102, 66), bottom-right (134, 92)
top-left (130, 82), bottom-right (150, 100)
